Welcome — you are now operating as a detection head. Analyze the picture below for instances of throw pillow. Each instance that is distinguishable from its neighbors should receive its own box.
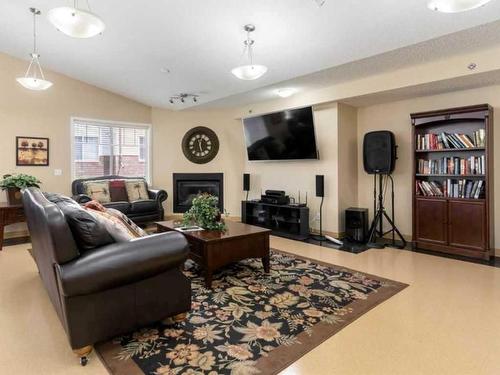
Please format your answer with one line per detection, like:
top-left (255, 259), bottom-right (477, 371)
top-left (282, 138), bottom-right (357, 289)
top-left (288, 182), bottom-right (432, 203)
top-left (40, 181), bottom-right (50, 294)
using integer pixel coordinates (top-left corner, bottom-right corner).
top-left (84, 181), bottom-right (111, 203)
top-left (109, 180), bottom-right (129, 202)
top-left (86, 207), bottom-right (146, 242)
top-left (44, 193), bottom-right (114, 251)
top-left (84, 200), bottom-right (106, 212)
top-left (125, 179), bottom-right (149, 201)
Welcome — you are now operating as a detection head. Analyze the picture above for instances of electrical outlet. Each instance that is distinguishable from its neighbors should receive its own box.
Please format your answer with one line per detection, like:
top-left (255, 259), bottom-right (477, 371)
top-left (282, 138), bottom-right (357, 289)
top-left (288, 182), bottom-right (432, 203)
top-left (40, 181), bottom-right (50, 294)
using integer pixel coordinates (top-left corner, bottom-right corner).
top-left (53, 169), bottom-right (62, 176)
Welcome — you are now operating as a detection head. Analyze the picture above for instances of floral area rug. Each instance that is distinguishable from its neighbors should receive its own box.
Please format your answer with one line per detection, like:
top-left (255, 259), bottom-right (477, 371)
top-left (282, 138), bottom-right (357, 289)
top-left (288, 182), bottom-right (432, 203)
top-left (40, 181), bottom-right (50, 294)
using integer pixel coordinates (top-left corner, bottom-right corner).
top-left (96, 250), bottom-right (407, 375)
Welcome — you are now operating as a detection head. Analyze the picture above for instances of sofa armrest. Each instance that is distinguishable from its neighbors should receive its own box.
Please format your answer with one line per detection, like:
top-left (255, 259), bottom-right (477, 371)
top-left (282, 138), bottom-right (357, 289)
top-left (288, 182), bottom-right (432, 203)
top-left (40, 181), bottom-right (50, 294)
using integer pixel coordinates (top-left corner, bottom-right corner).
top-left (72, 194), bottom-right (92, 204)
top-left (148, 189), bottom-right (168, 205)
top-left (56, 231), bottom-right (188, 297)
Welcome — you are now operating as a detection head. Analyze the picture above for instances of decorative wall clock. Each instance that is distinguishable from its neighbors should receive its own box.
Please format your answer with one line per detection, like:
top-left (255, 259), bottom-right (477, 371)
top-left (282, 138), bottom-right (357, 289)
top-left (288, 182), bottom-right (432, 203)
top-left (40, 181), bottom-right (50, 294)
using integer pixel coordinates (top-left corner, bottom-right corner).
top-left (182, 126), bottom-right (219, 164)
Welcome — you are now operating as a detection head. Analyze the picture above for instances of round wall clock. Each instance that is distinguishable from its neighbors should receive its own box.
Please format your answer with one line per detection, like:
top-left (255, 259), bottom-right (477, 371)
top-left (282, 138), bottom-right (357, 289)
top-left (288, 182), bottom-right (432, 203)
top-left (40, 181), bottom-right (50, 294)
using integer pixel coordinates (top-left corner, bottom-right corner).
top-left (182, 126), bottom-right (220, 164)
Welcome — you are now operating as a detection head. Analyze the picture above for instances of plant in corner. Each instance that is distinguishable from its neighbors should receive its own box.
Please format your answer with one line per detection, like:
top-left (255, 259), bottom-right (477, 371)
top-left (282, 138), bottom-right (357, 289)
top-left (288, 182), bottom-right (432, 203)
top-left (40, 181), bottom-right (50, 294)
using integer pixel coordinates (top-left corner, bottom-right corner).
top-left (182, 193), bottom-right (227, 231)
top-left (0, 173), bottom-right (41, 205)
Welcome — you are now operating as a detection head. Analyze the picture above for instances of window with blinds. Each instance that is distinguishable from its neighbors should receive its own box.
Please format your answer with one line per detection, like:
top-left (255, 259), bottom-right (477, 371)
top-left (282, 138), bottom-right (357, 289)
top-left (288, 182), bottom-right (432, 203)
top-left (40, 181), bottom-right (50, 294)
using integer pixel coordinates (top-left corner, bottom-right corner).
top-left (72, 119), bottom-right (150, 180)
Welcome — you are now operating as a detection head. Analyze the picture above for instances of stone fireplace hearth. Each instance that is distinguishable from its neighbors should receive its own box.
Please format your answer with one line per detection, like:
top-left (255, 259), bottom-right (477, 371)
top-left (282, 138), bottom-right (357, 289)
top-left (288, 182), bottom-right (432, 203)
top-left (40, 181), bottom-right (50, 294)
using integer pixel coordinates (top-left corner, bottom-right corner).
top-left (173, 173), bottom-right (223, 213)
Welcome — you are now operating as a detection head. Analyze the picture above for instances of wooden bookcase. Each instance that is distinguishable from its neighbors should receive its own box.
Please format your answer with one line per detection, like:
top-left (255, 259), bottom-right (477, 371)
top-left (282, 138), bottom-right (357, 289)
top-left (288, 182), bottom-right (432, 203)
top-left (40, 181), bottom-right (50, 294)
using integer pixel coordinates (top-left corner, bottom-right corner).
top-left (411, 104), bottom-right (494, 260)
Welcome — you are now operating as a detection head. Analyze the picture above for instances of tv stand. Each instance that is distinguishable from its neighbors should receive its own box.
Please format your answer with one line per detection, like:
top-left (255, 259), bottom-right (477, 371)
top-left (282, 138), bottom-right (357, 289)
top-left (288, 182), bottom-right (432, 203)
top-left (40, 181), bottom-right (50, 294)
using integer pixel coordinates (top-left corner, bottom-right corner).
top-left (241, 201), bottom-right (309, 241)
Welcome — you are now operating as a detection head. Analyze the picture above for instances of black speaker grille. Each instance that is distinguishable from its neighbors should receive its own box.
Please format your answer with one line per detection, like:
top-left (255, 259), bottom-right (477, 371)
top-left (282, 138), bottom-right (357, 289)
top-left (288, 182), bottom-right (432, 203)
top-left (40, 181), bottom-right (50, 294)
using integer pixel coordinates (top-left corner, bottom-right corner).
top-left (363, 131), bottom-right (396, 174)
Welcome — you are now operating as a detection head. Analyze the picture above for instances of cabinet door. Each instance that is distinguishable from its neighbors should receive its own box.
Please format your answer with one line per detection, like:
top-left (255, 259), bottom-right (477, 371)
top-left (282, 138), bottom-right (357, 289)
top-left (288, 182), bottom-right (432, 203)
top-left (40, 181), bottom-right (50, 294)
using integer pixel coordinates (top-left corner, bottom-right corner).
top-left (415, 198), bottom-right (448, 245)
top-left (448, 200), bottom-right (486, 251)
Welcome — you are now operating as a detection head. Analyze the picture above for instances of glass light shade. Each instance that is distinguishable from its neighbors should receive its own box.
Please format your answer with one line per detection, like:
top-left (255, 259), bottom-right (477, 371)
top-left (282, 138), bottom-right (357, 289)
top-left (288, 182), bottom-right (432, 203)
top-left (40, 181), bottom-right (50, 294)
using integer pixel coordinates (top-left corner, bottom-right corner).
top-left (276, 88), bottom-right (298, 98)
top-left (16, 77), bottom-right (53, 91)
top-left (231, 64), bottom-right (268, 80)
top-left (427, 0), bottom-right (492, 12)
top-left (47, 6), bottom-right (105, 38)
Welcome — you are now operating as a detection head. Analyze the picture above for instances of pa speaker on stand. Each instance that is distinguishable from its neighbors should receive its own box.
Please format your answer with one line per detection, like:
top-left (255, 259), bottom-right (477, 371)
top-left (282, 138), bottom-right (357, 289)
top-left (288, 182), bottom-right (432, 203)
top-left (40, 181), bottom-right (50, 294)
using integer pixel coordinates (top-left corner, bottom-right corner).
top-left (363, 131), bottom-right (406, 249)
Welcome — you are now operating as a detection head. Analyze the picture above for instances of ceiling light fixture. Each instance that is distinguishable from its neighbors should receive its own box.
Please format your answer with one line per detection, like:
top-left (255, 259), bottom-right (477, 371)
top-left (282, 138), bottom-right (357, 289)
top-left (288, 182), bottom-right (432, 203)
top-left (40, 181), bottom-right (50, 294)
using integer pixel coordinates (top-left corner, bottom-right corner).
top-left (169, 93), bottom-right (199, 104)
top-left (427, 0), bottom-right (492, 13)
top-left (48, 0), bottom-right (105, 38)
top-left (276, 88), bottom-right (298, 98)
top-left (16, 8), bottom-right (53, 91)
top-left (314, 0), bottom-right (326, 7)
top-left (231, 24), bottom-right (268, 81)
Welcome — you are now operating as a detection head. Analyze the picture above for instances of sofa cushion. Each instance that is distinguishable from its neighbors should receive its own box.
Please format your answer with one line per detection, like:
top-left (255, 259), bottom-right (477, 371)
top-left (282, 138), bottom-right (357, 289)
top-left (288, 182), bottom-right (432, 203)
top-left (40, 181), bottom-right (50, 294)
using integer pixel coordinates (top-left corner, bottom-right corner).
top-left (83, 181), bottom-right (111, 203)
top-left (44, 193), bottom-right (114, 251)
top-left (104, 201), bottom-right (130, 214)
top-left (125, 179), bottom-right (149, 201)
top-left (130, 199), bottom-right (157, 214)
top-left (87, 208), bottom-right (146, 242)
top-left (109, 180), bottom-right (129, 202)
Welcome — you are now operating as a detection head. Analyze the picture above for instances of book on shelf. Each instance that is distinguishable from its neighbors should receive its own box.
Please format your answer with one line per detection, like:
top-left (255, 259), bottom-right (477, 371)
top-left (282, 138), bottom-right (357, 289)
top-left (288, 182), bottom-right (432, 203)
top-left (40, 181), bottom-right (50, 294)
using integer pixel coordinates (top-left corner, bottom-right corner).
top-left (417, 155), bottom-right (485, 175)
top-left (416, 179), bottom-right (485, 199)
top-left (416, 130), bottom-right (486, 150)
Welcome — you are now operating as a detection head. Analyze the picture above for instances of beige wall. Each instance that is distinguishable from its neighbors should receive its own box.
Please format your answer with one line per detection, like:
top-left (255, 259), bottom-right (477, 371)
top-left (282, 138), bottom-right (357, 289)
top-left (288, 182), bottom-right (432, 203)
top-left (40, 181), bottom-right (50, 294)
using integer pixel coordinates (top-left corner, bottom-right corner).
top-left (151, 108), bottom-right (246, 216)
top-left (243, 103), bottom-right (340, 233)
top-left (151, 103), bottom-right (359, 235)
top-left (0, 52), bottom-right (151, 235)
top-left (357, 84), bottom-right (500, 249)
top-left (337, 103), bottom-right (358, 232)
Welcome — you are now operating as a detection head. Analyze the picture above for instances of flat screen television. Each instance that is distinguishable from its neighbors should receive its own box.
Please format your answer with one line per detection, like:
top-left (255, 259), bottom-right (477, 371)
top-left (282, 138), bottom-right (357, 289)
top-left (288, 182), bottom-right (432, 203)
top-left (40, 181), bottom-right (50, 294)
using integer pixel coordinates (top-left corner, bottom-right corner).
top-left (243, 106), bottom-right (319, 161)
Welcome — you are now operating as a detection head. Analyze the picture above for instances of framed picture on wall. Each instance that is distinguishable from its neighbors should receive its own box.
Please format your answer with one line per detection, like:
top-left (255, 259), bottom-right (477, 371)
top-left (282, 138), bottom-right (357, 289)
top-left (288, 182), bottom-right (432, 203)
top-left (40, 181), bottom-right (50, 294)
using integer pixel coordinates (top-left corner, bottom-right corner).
top-left (16, 136), bottom-right (49, 166)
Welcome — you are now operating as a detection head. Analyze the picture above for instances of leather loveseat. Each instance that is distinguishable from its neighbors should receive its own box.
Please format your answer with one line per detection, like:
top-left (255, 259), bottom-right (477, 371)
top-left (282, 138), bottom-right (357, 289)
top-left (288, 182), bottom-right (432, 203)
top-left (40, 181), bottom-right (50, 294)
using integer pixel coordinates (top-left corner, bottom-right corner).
top-left (72, 175), bottom-right (167, 224)
top-left (22, 188), bottom-right (191, 365)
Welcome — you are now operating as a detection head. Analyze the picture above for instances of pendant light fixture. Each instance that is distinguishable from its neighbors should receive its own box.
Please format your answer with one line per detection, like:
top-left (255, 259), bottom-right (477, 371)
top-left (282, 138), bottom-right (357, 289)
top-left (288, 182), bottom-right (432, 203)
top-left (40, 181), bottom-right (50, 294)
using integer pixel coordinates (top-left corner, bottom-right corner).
top-left (427, 0), bottom-right (492, 12)
top-left (16, 8), bottom-right (53, 91)
top-left (48, 0), bottom-right (105, 38)
top-left (231, 24), bottom-right (268, 81)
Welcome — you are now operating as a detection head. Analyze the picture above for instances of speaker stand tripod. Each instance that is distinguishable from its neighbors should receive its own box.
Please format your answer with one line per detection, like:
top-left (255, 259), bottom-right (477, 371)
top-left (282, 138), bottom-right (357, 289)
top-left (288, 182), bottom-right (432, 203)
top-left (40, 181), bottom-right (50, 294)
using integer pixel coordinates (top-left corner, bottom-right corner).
top-left (367, 174), bottom-right (406, 249)
top-left (310, 195), bottom-right (327, 242)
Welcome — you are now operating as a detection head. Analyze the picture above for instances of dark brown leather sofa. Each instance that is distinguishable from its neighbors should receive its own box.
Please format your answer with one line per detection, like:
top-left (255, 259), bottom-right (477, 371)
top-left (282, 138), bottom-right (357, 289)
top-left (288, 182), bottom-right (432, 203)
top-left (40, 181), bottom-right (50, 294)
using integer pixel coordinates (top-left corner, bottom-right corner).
top-left (72, 175), bottom-right (167, 224)
top-left (22, 188), bottom-right (191, 366)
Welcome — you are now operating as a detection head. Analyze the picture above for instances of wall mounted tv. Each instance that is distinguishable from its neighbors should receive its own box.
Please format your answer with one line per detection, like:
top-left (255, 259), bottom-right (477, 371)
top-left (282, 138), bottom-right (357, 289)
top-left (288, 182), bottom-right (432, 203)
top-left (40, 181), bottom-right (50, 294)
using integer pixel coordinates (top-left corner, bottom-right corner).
top-left (243, 106), bottom-right (319, 161)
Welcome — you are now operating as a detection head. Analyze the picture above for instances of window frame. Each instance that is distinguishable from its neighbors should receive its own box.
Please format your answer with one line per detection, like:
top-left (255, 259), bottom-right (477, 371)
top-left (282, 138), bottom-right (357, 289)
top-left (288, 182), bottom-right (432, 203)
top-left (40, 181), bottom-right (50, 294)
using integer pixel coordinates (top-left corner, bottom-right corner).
top-left (70, 117), bottom-right (152, 183)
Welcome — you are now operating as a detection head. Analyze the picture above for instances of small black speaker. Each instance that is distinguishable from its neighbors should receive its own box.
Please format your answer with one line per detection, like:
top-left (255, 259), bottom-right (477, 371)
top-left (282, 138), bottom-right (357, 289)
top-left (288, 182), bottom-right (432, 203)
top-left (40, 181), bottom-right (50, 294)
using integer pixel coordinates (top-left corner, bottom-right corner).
top-left (345, 208), bottom-right (368, 243)
top-left (315, 175), bottom-right (324, 197)
top-left (243, 173), bottom-right (250, 191)
top-left (363, 131), bottom-right (396, 174)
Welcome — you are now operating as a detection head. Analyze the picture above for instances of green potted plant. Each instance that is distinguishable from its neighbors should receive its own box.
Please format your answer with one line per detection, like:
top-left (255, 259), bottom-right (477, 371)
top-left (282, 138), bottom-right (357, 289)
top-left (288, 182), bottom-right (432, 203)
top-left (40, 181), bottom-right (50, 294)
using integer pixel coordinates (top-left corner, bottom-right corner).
top-left (0, 174), bottom-right (41, 205)
top-left (182, 193), bottom-right (227, 230)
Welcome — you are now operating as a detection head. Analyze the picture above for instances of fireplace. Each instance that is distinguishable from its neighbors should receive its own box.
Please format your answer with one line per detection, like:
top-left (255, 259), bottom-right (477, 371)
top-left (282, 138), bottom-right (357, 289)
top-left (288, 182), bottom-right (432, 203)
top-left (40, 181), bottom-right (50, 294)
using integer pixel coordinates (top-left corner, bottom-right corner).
top-left (173, 173), bottom-right (224, 213)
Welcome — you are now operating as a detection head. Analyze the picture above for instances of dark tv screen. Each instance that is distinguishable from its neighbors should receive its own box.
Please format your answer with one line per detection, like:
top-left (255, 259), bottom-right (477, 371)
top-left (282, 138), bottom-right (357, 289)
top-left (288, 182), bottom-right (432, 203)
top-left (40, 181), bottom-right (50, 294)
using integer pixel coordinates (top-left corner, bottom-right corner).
top-left (243, 106), bottom-right (318, 161)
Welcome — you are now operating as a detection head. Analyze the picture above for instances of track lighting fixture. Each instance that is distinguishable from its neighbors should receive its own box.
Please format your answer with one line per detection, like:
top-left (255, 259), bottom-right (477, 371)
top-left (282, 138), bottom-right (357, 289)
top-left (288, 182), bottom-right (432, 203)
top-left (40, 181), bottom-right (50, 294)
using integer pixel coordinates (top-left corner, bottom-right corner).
top-left (168, 93), bottom-right (200, 105)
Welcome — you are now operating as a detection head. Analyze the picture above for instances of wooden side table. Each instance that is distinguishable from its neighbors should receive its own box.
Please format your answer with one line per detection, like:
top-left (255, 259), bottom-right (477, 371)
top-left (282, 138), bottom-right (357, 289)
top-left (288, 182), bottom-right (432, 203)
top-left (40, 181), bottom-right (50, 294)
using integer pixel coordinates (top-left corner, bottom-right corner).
top-left (0, 203), bottom-right (26, 251)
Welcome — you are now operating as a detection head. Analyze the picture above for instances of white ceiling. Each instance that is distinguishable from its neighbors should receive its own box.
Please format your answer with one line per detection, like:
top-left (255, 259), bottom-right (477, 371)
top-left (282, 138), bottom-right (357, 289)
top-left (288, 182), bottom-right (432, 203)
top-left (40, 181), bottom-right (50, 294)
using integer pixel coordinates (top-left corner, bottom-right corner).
top-left (1, 0), bottom-right (500, 109)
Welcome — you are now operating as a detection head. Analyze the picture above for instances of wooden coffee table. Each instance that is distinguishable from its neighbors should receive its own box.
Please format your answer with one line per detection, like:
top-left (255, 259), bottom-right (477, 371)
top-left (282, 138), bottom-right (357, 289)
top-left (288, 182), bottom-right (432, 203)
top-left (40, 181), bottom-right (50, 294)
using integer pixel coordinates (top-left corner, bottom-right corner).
top-left (156, 220), bottom-right (271, 288)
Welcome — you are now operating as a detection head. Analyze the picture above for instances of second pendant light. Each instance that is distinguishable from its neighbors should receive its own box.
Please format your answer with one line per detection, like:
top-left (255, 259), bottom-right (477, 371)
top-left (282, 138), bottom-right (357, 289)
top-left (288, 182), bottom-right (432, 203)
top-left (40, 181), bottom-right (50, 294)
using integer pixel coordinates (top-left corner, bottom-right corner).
top-left (231, 24), bottom-right (268, 81)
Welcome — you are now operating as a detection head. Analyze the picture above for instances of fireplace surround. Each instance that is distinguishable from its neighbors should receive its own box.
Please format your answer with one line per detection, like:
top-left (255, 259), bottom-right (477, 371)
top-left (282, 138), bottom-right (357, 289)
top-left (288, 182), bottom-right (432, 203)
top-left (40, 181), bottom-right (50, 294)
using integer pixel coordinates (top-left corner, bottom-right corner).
top-left (173, 173), bottom-right (223, 213)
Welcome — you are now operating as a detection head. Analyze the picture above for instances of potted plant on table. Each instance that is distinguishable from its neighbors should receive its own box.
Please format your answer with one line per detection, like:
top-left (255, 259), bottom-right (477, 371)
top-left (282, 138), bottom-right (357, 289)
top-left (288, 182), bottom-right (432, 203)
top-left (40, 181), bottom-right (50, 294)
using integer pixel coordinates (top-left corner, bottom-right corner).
top-left (0, 174), bottom-right (41, 205)
top-left (182, 193), bottom-right (227, 230)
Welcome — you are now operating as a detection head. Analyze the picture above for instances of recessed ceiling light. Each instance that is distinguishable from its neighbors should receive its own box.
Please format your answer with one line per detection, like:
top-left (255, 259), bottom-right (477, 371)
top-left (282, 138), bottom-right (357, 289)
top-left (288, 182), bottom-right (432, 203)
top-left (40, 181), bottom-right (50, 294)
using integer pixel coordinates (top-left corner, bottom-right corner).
top-left (160, 67), bottom-right (170, 74)
top-left (276, 88), bottom-right (298, 98)
top-left (427, 0), bottom-right (492, 13)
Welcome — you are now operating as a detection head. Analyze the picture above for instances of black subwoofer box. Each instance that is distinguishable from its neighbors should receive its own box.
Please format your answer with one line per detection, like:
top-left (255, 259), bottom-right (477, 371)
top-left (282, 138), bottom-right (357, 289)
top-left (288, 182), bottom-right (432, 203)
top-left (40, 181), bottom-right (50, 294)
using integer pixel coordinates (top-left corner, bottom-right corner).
top-left (345, 207), bottom-right (368, 243)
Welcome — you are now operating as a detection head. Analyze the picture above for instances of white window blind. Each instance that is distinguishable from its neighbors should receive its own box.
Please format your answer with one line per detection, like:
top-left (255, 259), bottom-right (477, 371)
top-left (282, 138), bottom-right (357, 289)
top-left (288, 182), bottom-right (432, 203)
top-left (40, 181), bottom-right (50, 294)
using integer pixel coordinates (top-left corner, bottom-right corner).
top-left (72, 119), bottom-right (150, 180)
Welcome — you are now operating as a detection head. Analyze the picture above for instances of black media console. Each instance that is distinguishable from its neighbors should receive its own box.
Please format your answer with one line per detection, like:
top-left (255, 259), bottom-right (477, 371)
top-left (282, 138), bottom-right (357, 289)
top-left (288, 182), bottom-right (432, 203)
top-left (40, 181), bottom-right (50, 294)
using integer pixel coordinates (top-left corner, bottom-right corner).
top-left (241, 201), bottom-right (309, 241)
